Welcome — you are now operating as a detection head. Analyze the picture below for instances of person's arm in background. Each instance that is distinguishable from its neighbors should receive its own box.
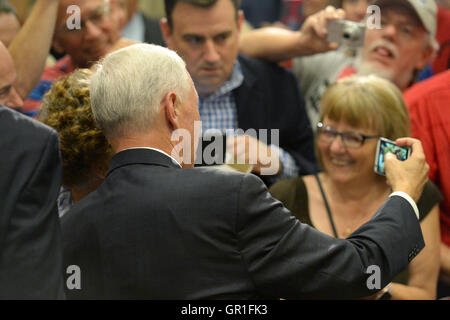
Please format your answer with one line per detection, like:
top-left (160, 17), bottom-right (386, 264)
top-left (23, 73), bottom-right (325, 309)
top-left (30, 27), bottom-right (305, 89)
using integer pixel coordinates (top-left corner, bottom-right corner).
top-left (239, 6), bottom-right (345, 63)
top-left (8, 0), bottom-right (59, 100)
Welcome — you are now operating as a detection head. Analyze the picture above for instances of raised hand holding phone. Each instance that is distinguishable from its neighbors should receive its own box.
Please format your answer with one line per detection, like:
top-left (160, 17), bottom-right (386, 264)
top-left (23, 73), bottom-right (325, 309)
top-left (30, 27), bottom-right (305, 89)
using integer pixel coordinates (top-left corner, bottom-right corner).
top-left (374, 137), bottom-right (412, 176)
top-left (384, 138), bottom-right (429, 203)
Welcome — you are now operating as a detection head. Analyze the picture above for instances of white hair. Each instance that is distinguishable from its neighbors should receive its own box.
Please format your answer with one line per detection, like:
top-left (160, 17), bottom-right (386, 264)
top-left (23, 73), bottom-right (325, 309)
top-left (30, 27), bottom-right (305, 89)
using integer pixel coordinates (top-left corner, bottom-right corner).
top-left (90, 44), bottom-right (190, 138)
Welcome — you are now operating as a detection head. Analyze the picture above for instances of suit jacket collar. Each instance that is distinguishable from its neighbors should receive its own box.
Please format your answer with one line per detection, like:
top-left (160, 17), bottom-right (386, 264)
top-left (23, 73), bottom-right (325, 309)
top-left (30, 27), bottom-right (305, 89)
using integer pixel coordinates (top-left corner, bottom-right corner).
top-left (107, 148), bottom-right (181, 177)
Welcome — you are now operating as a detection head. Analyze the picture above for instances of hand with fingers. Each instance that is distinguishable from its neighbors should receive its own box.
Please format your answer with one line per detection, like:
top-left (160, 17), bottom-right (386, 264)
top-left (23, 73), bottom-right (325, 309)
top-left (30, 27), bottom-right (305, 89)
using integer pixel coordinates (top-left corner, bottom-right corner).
top-left (226, 135), bottom-right (282, 176)
top-left (384, 138), bottom-right (430, 203)
top-left (297, 5), bottom-right (346, 55)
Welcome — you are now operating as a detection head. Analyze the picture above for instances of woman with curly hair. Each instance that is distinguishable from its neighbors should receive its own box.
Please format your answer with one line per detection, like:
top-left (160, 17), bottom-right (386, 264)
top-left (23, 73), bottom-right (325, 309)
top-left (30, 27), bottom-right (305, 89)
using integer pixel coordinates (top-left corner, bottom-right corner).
top-left (39, 68), bottom-right (113, 217)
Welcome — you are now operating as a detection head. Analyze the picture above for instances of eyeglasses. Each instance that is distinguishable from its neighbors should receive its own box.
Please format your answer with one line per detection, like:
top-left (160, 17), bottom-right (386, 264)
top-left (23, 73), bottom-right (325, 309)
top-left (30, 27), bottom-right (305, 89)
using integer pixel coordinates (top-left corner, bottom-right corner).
top-left (378, 15), bottom-right (425, 42)
top-left (57, 3), bottom-right (111, 37)
top-left (317, 122), bottom-right (379, 149)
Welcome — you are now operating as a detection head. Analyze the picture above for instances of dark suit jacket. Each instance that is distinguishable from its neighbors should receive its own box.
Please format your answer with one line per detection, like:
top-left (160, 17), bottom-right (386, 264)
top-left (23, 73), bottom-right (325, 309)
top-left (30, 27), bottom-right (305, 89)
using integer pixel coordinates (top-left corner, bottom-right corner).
top-left (235, 55), bottom-right (319, 177)
top-left (142, 14), bottom-right (166, 47)
top-left (0, 105), bottom-right (64, 299)
top-left (62, 148), bottom-right (424, 299)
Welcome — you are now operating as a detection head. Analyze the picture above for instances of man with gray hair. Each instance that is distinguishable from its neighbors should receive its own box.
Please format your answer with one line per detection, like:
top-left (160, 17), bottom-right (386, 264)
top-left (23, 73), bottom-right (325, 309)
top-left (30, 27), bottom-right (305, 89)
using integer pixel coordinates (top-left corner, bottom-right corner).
top-left (62, 43), bottom-right (432, 299)
top-left (240, 0), bottom-right (439, 129)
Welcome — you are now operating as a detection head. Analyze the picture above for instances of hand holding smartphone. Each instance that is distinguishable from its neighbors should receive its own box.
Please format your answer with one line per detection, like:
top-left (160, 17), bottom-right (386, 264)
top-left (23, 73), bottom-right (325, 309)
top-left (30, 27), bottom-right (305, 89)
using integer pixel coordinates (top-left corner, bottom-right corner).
top-left (374, 138), bottom-right (412, 176)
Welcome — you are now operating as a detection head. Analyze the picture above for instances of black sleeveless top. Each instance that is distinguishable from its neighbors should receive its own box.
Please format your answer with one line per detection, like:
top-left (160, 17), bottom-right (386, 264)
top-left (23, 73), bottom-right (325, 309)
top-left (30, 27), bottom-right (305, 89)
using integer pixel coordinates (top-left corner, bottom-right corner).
top-left (269, 176), bottom-right (443, 285)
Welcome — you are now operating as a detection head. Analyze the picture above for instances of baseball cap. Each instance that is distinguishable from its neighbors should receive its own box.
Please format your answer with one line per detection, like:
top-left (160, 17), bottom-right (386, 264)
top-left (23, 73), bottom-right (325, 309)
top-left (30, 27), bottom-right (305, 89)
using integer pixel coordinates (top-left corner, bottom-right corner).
top-left (373, 0), bottom-right (437, 39)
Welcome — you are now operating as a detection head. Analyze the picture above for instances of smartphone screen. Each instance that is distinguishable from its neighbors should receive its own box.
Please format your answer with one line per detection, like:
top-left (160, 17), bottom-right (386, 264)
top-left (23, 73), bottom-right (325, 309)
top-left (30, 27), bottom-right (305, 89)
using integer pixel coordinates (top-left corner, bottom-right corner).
top-left (374, 138), bottom-right (411, 176)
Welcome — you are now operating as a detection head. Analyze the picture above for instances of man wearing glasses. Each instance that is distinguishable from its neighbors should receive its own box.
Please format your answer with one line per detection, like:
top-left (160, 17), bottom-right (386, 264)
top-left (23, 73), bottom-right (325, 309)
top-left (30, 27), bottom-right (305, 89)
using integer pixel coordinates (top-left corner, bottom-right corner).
top-left (22, 0), bottom-right (135, 117)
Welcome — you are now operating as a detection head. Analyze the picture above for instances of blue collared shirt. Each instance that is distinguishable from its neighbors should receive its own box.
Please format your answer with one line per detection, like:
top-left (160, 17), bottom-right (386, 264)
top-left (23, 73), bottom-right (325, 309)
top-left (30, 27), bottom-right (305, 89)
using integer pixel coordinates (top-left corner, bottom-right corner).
top-left (121, 12), bottom-right (146, 42)
top-left (198, 62), bottom-right (298, 179)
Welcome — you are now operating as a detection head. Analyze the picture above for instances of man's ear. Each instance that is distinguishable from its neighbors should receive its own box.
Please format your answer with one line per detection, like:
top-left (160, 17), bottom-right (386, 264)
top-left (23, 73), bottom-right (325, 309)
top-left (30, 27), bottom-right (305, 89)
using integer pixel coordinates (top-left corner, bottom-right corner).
top-left (415, 45), bottom-right (435, 70)
top-left (164, 91), bottom-right (180, 130)
top-left (160, 18), bottom-right (173, 48)
top-left (237, 10), bottom-right (245, 34)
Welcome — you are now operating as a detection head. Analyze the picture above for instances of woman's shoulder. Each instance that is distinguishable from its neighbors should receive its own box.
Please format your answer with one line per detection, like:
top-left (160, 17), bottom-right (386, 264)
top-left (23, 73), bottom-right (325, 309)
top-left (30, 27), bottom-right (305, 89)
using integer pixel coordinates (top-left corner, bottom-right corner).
top-left (417, 180), bottom-right (443, 221)
top-left (269, 175), bottom-right (315, 225)
top-left (269, 177), bottom-right (306, 204)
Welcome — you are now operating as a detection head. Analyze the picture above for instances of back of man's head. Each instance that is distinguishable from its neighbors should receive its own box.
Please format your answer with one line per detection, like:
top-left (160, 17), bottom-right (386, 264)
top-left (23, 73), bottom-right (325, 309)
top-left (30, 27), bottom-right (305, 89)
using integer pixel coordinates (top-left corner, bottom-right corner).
top-left (164, 0), bottom-right (241, 27)
top-left (90, 44), bottom-right (189, 139)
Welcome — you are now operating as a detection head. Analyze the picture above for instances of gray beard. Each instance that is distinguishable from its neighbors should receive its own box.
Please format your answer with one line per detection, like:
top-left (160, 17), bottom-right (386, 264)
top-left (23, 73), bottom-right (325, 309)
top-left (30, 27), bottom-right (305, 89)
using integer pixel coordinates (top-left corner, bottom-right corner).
top-left (353, 53), bottom-right (412, 91)
top-left (354, 54), bottom-right (395, 81)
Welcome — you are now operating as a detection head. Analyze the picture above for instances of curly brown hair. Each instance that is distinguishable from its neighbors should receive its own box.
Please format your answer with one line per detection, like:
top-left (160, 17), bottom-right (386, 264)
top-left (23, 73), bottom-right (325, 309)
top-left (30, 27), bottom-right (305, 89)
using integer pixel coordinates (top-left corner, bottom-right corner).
top-left (39, 69), bottom-right (113, 189)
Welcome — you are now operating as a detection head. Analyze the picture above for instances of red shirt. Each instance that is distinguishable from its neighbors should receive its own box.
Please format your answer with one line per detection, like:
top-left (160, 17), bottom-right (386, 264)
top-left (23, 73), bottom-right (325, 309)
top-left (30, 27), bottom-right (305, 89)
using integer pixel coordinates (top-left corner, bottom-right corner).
top-left (432, 6), bottom-right (450, 75)
top-left (404, 70), bottom-right (450, 246)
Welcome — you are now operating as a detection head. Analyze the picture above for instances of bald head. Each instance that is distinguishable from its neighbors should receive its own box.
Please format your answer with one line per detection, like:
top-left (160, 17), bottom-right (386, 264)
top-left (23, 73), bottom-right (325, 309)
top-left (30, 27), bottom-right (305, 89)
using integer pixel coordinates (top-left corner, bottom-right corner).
top-left (0, 41), bottom-right (23, 109)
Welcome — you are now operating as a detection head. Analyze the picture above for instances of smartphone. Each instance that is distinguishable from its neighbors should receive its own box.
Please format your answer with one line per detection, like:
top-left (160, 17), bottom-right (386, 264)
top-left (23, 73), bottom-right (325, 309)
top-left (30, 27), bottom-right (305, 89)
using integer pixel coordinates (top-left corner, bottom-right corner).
top-left (374, 138), bottom-right (412, 176)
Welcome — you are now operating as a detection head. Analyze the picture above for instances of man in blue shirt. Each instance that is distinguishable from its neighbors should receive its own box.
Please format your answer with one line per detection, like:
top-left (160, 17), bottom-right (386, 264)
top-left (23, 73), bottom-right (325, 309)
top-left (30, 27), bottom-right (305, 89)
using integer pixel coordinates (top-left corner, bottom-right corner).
top-left (161, 0), bottom-right (318, 184)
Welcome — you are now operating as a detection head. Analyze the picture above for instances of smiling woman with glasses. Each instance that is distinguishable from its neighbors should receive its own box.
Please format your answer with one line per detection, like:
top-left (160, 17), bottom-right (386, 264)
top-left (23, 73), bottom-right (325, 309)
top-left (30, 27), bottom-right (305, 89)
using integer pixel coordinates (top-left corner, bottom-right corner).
top-left (269, 75), bottom-right (442, 300)
top-left (316, 121), bottom-right (379, 149)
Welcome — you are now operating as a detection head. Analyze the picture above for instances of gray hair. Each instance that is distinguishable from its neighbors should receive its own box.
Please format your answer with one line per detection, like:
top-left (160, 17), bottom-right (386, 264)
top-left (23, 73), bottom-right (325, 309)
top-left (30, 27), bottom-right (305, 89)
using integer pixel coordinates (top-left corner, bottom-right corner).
top-left (90, 44), bottom-right (190, 138)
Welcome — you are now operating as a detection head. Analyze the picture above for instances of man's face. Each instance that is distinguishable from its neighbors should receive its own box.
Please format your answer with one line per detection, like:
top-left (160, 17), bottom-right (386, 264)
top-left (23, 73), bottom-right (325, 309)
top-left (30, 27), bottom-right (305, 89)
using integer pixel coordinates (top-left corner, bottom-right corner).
top-left (0, 43), bottom-right (23, 109)
top-left (162, 0), bottom-right (244, 98)
top-left (359, 5), bottom-right (433, 90)
top-left (0, 13), bottom-right (20, 47)
top-left (53, 0), bottom-right (121, 68)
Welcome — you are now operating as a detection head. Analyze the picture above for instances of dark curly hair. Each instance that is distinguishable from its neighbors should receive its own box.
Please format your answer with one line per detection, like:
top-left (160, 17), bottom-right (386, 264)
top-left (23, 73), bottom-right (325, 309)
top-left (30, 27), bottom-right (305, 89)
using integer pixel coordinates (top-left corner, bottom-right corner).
top-left (39, 69), bottom-right (113, 189)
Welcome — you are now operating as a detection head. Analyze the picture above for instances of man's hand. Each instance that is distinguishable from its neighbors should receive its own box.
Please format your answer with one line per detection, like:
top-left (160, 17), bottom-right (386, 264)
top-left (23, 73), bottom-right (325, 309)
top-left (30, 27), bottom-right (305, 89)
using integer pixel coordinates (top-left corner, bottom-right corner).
top-left (297, 6), bottom-right (346, 56)
top-left (226, 135), bottom-right (282, 176)
top-left (239, 6), bottom-right (345, 63)
top-left (384, 138), bottom-right (429, 203)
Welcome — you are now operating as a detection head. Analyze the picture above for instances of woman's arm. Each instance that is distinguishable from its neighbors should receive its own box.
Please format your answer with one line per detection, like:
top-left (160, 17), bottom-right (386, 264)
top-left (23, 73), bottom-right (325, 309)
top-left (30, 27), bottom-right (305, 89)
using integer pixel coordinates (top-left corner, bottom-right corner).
top-left (389, 205), bottom-right (440, 299)
top-left (440, 242), bottom-right (450, 283)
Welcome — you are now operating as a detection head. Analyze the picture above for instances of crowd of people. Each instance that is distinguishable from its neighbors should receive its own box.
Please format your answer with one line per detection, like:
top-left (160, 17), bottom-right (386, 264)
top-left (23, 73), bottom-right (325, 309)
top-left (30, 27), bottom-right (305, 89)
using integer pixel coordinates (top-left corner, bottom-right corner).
top-left (0, 0), bottom-right (448, 300)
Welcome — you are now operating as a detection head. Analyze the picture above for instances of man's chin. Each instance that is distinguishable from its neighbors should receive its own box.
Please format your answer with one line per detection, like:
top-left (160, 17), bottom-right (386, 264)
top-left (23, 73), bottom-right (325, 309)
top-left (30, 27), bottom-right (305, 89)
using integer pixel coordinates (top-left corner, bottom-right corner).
top-left (355, 56), bottom-right (395, 82)
top-left (195, 79), bottom-right (224, 97)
